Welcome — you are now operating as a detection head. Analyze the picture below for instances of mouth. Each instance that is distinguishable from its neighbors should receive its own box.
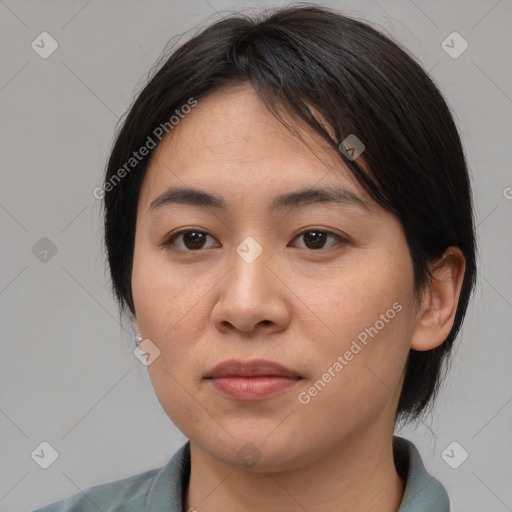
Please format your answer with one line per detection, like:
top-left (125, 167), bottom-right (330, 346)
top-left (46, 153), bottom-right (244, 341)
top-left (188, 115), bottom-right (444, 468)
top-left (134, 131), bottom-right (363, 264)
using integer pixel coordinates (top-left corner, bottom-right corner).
top-left (204, 359), bottom-right (303, 401)
top-left (204, 358), bottom-right (302, 379)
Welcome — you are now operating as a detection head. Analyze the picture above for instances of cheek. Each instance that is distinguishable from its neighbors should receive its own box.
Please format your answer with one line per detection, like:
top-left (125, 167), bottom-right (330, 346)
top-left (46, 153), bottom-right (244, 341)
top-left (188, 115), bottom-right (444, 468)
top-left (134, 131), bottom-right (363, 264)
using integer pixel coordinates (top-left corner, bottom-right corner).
top-left (299, 248), bottom-right (414, 408)
top-left (131, 244), bottom-right (210, 341)
top-left (132, 261), bottom-right (209, 429)
top-left (303, 246), bottom-right (412, 344)
top-left (297, 301), bottom-right (413, 437)
top-left (131, 246), bottom-right (223, 416)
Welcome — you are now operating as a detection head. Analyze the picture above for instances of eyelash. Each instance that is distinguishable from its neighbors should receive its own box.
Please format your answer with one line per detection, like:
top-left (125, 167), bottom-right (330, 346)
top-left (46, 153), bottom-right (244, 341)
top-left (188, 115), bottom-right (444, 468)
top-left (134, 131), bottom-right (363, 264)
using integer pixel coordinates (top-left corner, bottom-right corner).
top-left (161, 228), bottom-right (349, 253)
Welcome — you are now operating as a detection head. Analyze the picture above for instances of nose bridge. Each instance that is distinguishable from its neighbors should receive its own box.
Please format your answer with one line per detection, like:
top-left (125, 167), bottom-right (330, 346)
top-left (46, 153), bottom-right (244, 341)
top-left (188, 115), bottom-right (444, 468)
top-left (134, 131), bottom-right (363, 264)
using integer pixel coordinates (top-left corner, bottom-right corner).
top-left (211, 233), bottom-right (290, 333)
top-left (235, 234), bottom-right (266, 266)
top-left (229, 234), bottom-right (272, 298)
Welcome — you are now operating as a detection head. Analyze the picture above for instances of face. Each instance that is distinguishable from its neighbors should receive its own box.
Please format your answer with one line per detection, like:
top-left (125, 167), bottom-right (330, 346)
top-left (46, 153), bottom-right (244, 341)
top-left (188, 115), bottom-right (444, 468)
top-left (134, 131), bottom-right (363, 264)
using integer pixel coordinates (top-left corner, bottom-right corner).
top-left (131, 83), bottom-right (419, 472)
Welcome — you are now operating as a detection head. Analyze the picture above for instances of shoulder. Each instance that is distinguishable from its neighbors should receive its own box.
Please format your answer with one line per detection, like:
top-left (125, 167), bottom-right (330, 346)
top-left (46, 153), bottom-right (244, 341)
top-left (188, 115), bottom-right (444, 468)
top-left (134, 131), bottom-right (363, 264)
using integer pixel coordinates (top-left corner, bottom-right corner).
top-left (32, 467), bottom-right (160, 512)
top-left (33, 442), bottom-right (191, 512)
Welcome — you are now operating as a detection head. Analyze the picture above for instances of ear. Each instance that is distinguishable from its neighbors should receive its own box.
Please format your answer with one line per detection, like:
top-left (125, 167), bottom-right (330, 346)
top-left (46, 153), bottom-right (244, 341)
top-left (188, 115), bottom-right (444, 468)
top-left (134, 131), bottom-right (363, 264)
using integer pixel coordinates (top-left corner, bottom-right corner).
top-left (410, 247), bottom-right (466, 351)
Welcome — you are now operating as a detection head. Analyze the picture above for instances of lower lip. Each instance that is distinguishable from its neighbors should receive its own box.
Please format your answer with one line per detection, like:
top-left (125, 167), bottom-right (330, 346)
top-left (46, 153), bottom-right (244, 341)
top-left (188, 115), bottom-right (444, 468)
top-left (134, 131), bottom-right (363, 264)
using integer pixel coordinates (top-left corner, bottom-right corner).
top-left (208, 376), bottom-right (301, 401)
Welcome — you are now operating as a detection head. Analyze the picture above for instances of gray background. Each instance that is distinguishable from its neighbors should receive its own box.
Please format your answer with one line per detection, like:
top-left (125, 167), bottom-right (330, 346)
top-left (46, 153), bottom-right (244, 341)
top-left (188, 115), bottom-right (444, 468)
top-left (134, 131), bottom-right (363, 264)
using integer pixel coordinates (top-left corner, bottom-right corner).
top-left (1, 0), bottom-right (511, 511)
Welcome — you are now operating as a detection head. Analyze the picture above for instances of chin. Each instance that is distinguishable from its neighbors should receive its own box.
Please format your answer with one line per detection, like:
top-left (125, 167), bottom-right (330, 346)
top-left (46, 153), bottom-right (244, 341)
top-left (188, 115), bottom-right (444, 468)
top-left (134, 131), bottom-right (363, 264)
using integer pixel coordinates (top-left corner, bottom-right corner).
top-left (192, 430), bottom-right (319, 473)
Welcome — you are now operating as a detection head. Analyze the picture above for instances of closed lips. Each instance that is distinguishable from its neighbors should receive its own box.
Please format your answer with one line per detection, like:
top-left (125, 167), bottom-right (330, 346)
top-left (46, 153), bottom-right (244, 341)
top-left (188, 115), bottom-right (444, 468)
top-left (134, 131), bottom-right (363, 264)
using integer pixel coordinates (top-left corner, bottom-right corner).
top-left (205, 359), bottom-right (302, 379)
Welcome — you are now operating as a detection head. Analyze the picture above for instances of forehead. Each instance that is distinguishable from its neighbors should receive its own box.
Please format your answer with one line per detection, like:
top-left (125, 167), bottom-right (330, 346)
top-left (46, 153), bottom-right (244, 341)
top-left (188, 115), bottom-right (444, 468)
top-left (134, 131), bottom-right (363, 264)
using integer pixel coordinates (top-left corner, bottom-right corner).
top-left (139, 84), bottom-right (373, 212)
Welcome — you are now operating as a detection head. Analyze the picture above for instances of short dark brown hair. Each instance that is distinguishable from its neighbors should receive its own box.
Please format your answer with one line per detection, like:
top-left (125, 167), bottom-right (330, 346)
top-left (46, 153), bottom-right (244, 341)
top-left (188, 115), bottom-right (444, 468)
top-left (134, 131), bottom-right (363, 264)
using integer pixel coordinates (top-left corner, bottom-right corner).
top-left (102, 5), bottom-right (476, 423)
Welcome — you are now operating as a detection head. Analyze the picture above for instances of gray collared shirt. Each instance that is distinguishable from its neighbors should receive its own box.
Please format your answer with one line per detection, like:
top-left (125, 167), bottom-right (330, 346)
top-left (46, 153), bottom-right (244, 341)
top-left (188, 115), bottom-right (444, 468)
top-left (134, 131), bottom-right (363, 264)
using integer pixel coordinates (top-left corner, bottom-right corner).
top-left (33, 436), bottom-right (450, 511)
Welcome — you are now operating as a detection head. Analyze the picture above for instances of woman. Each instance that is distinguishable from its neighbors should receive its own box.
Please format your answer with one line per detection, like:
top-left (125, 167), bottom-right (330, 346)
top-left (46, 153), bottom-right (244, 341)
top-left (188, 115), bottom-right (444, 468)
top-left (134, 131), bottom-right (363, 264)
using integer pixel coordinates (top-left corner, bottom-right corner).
top-left (35, 5), bottom-right (476, 511)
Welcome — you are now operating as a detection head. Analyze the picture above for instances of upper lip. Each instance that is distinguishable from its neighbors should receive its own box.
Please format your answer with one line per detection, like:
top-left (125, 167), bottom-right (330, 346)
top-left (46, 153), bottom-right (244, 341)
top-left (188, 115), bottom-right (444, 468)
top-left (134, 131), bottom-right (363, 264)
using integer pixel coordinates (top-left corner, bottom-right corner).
top-left (205, 359), bottom-right (302, 379)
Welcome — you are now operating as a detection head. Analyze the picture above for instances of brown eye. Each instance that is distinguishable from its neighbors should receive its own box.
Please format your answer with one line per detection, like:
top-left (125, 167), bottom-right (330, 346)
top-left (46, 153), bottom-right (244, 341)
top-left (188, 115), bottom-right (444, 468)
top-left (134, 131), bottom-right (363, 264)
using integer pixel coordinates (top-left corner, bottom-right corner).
top-left (303, 231), bottom-right (327, 249)
top-left (293, 230), bottom-right (345, 250)
top-left (164, 230), bottom-right (216, 251)
top-left (181, 231), bottom-right (207, 250)
top-left (162, 228), bottom-right (346, 253)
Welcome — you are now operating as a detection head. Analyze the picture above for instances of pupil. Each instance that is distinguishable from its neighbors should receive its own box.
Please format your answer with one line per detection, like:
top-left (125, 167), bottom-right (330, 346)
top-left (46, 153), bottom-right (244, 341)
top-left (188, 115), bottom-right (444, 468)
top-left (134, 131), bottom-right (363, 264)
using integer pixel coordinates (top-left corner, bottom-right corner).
top-left (185, 232), bottom-right (205, 249)
top-left (306, 231), bottom-right (325, 249)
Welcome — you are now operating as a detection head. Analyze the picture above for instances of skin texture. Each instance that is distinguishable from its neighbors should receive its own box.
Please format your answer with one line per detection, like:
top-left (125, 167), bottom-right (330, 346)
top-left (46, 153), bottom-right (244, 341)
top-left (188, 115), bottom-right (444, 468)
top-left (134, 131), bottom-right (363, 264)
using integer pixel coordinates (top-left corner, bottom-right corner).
top-left (131, 83), bottom-right (465, 512)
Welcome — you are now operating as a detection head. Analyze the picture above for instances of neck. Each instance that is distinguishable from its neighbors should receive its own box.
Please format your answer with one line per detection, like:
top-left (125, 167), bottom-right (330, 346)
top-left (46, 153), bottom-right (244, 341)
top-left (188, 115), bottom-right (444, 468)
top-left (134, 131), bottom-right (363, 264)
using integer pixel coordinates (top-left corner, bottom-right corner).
top-left (184, 429), bottom-right (405, 512)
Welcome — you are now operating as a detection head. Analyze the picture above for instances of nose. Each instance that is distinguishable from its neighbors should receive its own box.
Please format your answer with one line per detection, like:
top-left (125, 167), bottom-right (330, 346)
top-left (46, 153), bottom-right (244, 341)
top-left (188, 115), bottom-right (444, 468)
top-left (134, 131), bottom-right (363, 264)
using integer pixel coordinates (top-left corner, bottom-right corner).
top-left (211, 242), bottom-right (292, 335)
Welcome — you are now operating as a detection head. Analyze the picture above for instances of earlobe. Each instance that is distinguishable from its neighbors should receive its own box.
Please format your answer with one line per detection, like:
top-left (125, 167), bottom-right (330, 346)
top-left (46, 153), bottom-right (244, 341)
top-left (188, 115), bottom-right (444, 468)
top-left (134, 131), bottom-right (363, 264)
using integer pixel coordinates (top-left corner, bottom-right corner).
top-left (410, 247), bottom-right (466, 351)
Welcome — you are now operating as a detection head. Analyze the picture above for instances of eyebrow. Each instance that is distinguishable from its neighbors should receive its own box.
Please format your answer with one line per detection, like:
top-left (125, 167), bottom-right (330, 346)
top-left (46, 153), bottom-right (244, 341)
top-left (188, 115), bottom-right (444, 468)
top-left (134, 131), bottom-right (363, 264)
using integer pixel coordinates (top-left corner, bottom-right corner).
top-left (148, 185), bottom-right (369, 214)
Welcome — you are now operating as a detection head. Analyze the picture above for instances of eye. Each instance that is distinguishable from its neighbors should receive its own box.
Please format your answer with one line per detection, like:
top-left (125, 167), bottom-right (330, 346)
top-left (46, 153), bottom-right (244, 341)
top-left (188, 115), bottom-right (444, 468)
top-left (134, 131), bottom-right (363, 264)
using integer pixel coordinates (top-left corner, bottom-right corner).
top-left (162, 229), bottom-right (218, 251)
top-left (161, 228), bottom-right (347, 253)
top-left (291, 229), bottom-right (346, 250)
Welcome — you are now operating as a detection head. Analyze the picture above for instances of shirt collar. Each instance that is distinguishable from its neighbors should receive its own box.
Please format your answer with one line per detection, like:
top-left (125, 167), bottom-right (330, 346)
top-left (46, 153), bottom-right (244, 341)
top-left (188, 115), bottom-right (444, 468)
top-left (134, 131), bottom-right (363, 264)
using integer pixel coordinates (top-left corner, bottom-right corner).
top-left (148, 436), bottom-right (449, 511)
top-left (395, 436), bottom-right (450, 511)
